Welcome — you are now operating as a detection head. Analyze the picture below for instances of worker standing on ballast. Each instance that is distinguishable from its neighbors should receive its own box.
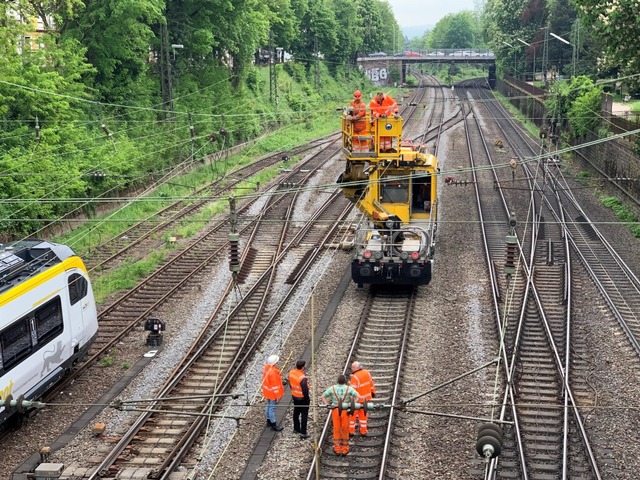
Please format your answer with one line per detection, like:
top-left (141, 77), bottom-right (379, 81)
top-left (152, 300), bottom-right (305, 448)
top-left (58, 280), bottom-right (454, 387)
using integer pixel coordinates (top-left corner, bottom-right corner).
top-left (262, 354), bottom-right (285, 431)
top-left (369, 91), bottom-right (399, 152)
top-left (288, 359), bottom-right (311, 438)
top-left (349, 361), bottom-right (377, 436)
top-left (322, 374), bottom-right (359, 456)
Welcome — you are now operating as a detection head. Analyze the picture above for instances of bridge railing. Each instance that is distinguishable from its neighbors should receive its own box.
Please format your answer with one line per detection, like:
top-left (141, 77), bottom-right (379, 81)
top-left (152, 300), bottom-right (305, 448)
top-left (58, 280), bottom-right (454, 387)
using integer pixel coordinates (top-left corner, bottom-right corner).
top-left (359, 49), bottom-right (495, 59)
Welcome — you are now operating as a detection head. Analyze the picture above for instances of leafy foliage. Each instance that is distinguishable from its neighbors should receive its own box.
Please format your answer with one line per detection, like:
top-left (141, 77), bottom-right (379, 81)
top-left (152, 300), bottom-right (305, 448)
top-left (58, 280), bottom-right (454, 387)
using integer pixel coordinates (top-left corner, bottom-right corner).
top-left (573, 0), bottom-right (640, 85)
top-left (567, 79), bottom-right (602, 137)
top-left (427, 12), bottom-right (479, 49)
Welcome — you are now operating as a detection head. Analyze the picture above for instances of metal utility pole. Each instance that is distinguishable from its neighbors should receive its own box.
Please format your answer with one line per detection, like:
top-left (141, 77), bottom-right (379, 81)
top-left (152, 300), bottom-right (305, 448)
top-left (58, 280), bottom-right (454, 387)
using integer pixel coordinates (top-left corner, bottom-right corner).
top-left (269, 31), bottom-right (278, 105)
top-left (571, 20), bottom-right (580, 78)
top-left (542, 27), bottom-right (549, 86)
top-left (160, 23), bottom-right (174, 120)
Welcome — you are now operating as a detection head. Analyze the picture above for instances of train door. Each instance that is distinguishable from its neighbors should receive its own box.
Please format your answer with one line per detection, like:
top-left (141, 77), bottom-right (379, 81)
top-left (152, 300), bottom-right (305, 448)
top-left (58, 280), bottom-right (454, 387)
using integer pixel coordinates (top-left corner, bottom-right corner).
top-left (410, 172), bottom-right (431, 216)
top-left (66, 271), bottom-right (91, 350)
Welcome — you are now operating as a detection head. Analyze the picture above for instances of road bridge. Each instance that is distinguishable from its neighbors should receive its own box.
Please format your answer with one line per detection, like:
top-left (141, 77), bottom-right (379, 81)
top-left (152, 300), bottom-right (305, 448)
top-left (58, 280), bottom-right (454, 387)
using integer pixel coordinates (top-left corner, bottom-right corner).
top-left (357, 49), bottom-right (496, 86)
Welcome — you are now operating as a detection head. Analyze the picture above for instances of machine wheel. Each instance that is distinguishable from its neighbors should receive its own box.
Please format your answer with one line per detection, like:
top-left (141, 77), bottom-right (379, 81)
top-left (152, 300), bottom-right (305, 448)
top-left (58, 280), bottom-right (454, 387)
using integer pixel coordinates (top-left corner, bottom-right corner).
top-left (476, 435), bottom-right (502, 459)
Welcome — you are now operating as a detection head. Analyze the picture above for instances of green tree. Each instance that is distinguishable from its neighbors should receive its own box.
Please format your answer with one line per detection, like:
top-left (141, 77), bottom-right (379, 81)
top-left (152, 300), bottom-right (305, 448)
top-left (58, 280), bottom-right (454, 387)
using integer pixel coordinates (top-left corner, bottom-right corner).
top-left (359, 0), bottom-right (386, 54)
top-left (484, 0), bottom-right (526, 74)
top-left (290, 0), bottom-right (338, 65)
top-left (547, 0), bottom-right (576, 76)
top-left (13, 0), bottom-right (85, 33)
top-left (573, 0), bottom-right (640, 84)
top-left (66, 0), bottom-right (164, 103)
top-left (0, 22), bottom-right (97, 235)
top-left (427, 12), bottom-right (478, 49)
top-left (567, 79), bottom-right (602, 137)
top-left (328, 0), bottom-right (363, 65)
top-left (264, 0), bottom-right (298, 51)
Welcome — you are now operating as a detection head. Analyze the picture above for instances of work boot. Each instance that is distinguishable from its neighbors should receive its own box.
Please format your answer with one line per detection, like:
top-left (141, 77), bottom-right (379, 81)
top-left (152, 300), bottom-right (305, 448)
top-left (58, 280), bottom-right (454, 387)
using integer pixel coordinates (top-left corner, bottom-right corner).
top-left (266, 420), bottom-right (274, 427)
top-left (299, 432), bottom-right (310, 439)
top-left (271, 423), bottom-right (284, 432)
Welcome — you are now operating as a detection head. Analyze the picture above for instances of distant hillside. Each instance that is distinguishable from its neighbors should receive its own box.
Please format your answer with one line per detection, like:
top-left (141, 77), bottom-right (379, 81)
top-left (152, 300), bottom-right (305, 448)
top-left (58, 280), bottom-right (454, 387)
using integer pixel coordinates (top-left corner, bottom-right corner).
top-left (402, 25), bottom-right (431, 39)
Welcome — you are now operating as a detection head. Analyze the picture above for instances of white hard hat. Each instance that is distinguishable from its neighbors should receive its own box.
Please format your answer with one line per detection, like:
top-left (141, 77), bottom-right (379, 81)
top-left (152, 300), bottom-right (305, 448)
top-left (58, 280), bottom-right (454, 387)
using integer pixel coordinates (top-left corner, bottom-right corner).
top-left (267, 354), bottom-right (279, 365)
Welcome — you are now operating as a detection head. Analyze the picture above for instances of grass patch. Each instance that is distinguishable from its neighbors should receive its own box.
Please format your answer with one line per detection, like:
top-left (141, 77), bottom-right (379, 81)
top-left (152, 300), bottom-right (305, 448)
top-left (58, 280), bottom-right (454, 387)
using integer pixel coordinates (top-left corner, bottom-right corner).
top-left (575, 171), bottom-right (591, 186)
top-left (601, 196), bottom-right (640, 237)
top-left (100, 356), bottom-right (115, 367)
top-left (92, 251), bottom-right (166, 303)
top-left (492, 91), bottom-right (539, 139)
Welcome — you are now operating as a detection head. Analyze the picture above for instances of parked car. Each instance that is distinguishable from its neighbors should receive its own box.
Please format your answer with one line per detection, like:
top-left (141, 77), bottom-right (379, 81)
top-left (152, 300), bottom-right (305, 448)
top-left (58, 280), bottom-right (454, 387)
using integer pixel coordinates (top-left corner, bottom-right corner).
top-left (427, 51), bottom-right (445, 56)
top-left (368, 51), bottom-right (387, 57)
top-left (404, 51), bottom-right (422, 57)
top-left (450, 50), bottom-right (476, 57)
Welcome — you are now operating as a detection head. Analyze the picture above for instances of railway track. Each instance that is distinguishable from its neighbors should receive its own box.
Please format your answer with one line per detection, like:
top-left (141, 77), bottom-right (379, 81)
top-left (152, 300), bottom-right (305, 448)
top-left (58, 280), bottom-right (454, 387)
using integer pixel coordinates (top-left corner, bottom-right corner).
top-left (43, 143), bottom-right (343, 402)
top-left (462, 81), bottom-right (620, 478)
top-left (85, 188), bottom-right (352, 479)
top-left (307, 287), bottom-right (416, 480)
top-left (9, 80), bottom-right (636, 480)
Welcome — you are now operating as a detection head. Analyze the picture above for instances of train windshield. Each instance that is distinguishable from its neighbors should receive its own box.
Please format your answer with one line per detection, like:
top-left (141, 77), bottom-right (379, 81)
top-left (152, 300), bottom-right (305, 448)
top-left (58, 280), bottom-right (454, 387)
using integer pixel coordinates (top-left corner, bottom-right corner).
top-left (380, 174), bottom-right (408, 203)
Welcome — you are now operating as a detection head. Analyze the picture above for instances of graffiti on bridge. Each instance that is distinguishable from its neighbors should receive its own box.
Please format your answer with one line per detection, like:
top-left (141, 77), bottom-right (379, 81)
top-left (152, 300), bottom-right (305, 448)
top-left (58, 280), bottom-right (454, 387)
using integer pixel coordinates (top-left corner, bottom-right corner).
top-left (365, 68), bottom-right (388, 83)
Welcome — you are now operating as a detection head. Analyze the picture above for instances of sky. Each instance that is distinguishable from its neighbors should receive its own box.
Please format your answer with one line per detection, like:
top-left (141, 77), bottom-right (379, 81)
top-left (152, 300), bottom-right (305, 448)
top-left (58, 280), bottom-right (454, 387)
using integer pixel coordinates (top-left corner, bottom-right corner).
top-left (387, 0), bottom-right (479, 29)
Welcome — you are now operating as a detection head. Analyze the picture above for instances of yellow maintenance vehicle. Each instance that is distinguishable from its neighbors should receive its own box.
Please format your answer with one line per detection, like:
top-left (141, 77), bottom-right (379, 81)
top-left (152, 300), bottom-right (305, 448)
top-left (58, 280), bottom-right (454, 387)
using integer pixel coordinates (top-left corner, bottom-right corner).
top-left (337, 109), bottom-right (438, 286)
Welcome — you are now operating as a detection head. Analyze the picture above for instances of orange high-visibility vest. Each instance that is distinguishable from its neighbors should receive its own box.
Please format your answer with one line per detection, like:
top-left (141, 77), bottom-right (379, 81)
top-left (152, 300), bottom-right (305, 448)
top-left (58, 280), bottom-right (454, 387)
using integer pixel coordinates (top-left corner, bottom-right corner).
top-left (288, 368), bottom-right (309, 399)
top-left (349, 99), bottom-right (367, 133)
top-left (262, 364), bottom-right (284, 400)
top-left (350, 368), bottom-right (376, 402)
top-left (369, 95), bottom-right (398, 118)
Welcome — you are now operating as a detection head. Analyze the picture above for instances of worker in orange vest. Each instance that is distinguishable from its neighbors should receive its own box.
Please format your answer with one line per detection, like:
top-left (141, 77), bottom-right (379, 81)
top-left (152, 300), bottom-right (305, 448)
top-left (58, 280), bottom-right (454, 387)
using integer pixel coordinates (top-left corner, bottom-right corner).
top-left (288, 359), bottom-right (311, 438)
top-left (322, 374), bottom-right (359, 455)
top-left (369, 91), bottom-right (399, 152)
top-left (262, 354), bottom-right (284, 431)
top-left (349, 361), bottom-right (377, 435)
top-left (348, 90), bottom-right (368, 152)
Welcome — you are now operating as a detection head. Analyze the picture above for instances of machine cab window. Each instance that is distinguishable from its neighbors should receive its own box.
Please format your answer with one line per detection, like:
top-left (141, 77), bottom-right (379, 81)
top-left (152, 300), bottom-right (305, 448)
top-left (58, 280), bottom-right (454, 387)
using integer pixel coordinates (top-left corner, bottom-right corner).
top-left (380, 175), bottom-right (408, 204)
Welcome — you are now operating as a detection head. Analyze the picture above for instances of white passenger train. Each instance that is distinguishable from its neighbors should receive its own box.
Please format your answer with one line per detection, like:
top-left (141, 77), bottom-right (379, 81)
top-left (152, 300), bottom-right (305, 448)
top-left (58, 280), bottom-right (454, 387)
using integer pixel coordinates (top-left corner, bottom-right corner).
top-left (0, 240), bottom-right (98, 424)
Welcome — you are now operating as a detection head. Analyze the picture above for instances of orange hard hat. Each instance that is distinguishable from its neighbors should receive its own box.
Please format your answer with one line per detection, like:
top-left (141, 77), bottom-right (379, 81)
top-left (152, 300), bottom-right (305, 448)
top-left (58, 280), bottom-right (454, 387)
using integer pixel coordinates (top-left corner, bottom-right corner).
top-left (354, 90), bottom-right (362, 98)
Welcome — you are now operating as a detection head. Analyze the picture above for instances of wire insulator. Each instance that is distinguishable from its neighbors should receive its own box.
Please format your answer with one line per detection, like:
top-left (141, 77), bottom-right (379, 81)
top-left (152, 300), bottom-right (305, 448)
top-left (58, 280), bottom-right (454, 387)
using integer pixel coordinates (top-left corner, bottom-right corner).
top-left (504, 234), bottom-right (517, 275)
top-left (35, 116), bottom-right (41, 141)
top-left (228, 232), bottom-right (240, 274)
top-left (101, 124), bottom-right (113, 138)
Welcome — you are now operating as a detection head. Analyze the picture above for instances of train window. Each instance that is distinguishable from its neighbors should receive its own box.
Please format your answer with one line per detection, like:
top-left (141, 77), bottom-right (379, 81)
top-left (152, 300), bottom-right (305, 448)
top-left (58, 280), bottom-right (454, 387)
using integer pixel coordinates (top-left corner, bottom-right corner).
top-left (380, 175), bottom-right (408, 203)
top-left (0, 319), bottom-right (32, 370)
top-left (68, 273), bottom-right (88, 305)
top-left (35, 297), bottom-right (63, 345)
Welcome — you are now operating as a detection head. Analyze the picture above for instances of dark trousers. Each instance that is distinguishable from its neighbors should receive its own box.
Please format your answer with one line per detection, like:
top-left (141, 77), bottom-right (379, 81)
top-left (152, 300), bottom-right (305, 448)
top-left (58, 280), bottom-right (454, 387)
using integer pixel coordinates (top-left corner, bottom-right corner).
top-left (292, 397), bottom-right (309, 434)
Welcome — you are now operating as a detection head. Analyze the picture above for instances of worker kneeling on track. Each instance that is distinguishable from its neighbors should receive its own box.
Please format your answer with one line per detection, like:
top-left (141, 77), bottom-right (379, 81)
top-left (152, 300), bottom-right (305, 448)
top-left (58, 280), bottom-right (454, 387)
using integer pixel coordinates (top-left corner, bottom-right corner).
top-left (322, 374), bottom-right (359, 456)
